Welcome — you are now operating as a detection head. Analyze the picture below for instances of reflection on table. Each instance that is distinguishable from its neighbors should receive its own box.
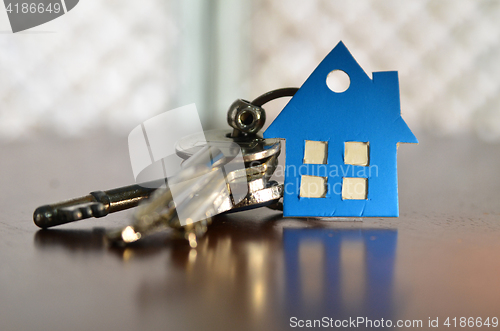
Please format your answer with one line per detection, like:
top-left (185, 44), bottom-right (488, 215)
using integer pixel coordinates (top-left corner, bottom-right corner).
top-left (284, 228), bottom-right (397, 322)
top-left (33, 218), bottom-right (398, 331)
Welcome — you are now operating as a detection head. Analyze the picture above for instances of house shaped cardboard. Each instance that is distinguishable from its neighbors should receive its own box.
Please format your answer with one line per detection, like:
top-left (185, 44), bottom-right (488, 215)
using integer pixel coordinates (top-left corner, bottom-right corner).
top-left (264, 41), bottom-right (417, 217)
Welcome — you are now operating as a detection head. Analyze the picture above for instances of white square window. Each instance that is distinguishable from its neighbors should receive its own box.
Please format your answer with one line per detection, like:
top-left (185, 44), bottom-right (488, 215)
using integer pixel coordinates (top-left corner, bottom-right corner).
top-left (300, 175), bottom-right (327, 198)
top-left (342, 177), bottom-right (367, 200)
top-left (344, 142), bottom-right (369, 166)
top-left (304, 140), bottom-right (328, 164)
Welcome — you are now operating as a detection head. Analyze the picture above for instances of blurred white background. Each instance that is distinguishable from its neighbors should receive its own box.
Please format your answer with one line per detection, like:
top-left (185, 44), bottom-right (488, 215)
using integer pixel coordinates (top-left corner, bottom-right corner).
top-left (1, 0), bottom-right (500, 141)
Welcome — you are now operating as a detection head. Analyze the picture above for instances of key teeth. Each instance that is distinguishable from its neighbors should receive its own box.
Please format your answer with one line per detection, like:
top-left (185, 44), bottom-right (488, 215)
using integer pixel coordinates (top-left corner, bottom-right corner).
top-left (60, 202), bottom-right (106, 222)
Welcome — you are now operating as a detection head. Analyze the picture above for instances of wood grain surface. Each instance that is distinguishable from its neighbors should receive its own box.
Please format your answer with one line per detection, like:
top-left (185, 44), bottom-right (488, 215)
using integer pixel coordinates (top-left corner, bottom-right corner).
top-left (1, 133), bottom-right (499, 331)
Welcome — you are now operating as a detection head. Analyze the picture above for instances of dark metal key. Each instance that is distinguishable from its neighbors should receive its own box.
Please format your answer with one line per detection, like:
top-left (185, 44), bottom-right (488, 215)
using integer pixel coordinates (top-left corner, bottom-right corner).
top-left (33, 180), bottom-right (164, 229)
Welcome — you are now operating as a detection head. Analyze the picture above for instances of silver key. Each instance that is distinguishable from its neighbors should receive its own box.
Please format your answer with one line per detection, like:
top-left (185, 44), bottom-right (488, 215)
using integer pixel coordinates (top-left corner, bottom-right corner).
top-left (106, 130), bottom-right (282, 245)
top-left (33, 88), bottom-right (297, 242)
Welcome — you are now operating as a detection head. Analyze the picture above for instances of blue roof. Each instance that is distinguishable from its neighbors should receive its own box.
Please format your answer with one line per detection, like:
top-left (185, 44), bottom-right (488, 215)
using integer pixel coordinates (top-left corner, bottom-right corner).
top-left (264, 41), bottom-right (418, 144)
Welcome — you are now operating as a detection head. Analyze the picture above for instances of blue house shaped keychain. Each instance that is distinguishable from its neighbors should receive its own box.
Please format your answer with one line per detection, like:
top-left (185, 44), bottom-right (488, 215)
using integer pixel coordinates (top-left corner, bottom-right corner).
top-left (264, 41), bottom-right (417, 217)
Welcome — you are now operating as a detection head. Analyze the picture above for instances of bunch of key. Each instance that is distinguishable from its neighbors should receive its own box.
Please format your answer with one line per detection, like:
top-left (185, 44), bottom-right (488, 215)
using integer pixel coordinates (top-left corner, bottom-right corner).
top-left (33, 88), bottom-right (297, 246)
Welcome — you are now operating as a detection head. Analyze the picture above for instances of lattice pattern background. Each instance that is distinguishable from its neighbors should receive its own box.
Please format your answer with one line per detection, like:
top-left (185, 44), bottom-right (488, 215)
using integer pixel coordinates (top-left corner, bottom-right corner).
top-left (250, 0), bottom-right (500, 142)
top-left (1, 0), bottom-right (500, 141)
top-left (0, 0), bottom-right (178, 139)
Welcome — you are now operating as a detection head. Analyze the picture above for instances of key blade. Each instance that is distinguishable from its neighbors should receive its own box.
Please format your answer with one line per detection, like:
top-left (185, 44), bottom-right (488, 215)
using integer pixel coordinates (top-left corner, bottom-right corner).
top-left (176, 171), bottom-right (231, 225)
top-left (165, 141), bottom-right (247, 226)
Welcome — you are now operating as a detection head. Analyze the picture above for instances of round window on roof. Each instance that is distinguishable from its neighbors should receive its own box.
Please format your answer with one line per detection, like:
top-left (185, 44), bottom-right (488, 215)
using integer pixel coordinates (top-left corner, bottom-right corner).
top-left (326, 70), bottom-right (350, 93)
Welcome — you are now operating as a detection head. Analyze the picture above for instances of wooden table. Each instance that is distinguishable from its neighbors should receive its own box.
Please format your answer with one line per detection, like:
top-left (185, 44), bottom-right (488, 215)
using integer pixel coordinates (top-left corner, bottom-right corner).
top-left (1, 133), bottom-right (499, 330)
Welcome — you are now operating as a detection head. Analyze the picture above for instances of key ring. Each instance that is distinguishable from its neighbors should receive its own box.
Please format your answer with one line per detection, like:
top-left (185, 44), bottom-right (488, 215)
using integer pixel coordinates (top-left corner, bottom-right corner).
top-left (175, 87), bottom-right (299, 163)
